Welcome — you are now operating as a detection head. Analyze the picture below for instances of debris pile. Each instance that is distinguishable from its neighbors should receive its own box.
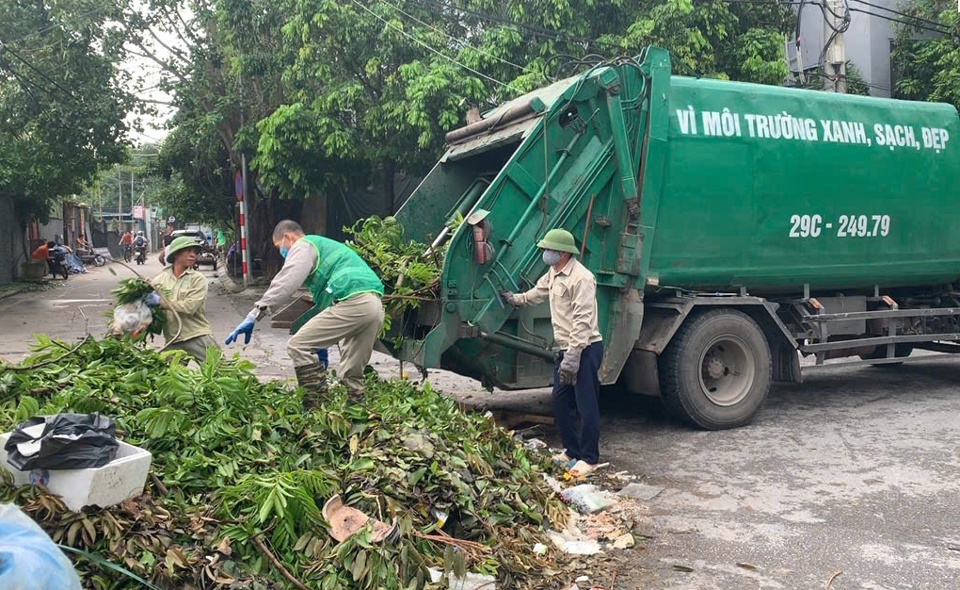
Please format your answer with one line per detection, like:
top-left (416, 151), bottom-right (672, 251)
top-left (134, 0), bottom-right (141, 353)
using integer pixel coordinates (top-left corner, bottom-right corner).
top-left (0, 337), bottom-right (567, 589)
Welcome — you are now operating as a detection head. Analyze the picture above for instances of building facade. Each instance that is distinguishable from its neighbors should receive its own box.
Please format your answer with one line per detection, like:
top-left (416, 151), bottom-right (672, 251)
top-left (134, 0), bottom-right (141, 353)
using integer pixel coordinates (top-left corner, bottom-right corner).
top-left (789, 0), bottom-right (899, 97)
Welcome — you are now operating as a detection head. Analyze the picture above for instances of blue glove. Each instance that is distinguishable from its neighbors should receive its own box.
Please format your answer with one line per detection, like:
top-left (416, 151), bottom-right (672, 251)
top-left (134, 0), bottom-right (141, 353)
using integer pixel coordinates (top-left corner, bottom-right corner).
top-left (225, 312), bottom-right (256, 345)
top-left (145, 292), bottom-right (162, 307)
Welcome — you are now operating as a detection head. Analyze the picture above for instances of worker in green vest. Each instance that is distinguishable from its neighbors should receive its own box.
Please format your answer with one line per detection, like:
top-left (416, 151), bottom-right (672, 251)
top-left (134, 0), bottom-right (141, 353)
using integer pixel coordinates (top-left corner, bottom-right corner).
top-left (224, 220), bottom-right (385, 406)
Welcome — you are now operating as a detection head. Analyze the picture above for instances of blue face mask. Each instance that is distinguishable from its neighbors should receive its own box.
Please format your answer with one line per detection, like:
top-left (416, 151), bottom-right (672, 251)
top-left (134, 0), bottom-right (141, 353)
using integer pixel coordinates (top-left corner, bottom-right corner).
top-left (279, 245), bottom-right (289, 258)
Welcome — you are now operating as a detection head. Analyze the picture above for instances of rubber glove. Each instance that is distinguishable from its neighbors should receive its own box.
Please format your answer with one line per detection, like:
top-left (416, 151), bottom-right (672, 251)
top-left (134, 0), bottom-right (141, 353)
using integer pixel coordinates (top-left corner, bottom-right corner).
top-left (225, 312), bottom-right (256, 345)
top-left (499, 289), bottom-right (517, 307)
top-left (558, 348), bottom-right (581, 385)
top-left (145, 292), bottom-right (162, 307)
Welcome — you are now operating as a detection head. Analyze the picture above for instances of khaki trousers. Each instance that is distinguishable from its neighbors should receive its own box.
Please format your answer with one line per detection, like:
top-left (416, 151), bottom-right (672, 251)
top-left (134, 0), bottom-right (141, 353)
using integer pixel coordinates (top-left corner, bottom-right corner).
top-left (287, 292), bottom-right (384, 394)
top-left (165, 334), bottom-right (220, 363)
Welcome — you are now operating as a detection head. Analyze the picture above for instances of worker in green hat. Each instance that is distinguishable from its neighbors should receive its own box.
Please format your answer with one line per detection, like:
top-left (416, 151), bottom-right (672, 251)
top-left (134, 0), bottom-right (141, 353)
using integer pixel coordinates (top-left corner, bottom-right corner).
top-left (224, 220), bottom-right (384, 407)
top-left (500, 228), bottom-right (603, 477)
top-left (149, 236), bottom-right (220, 361)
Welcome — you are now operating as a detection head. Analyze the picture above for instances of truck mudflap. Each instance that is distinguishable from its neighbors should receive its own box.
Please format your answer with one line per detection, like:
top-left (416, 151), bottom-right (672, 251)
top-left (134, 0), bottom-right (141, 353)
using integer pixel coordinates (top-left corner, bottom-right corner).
top-left (599, 289), bottom-right (643, 385)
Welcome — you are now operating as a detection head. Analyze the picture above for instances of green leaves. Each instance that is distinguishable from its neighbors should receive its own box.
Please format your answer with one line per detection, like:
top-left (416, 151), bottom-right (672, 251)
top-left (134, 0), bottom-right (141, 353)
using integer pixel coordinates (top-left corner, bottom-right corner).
top-left (892, 3), bottom-right (960, 110)
top-left (1, 336), bottom-right (565, 589)
top-left (0, 0), bottom-right (130, 224)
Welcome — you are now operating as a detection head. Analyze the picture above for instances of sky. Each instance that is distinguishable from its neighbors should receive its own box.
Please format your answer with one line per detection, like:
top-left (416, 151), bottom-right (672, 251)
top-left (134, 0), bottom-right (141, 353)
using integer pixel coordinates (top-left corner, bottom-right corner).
top-left (121, 5), bottom-right (187, 147)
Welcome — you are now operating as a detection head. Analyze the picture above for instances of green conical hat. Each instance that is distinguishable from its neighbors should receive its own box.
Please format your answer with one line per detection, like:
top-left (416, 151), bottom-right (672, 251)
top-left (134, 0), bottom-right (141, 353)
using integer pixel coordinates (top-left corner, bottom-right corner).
top-left (536, 229), bottom-right (578, 255)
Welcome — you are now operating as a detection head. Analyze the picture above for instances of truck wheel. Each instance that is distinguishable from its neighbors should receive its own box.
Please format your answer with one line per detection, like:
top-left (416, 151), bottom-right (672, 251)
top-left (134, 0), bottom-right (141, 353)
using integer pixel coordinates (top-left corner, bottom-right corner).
top-left (659, 309), bottom-right (772, 430)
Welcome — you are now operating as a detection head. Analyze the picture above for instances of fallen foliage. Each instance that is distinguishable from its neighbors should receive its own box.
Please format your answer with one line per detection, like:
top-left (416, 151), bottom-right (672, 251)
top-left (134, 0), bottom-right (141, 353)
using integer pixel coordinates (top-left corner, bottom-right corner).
top-left (344, 215), bottom-right (459, 338)
top-left (0, 337), bottom-right (566, 589)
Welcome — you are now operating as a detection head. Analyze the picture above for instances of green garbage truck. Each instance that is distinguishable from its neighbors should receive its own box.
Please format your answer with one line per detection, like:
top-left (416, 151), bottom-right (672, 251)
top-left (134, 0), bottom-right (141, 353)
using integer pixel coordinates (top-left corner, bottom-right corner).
top-left (388, 46), bottom-right (960, 429)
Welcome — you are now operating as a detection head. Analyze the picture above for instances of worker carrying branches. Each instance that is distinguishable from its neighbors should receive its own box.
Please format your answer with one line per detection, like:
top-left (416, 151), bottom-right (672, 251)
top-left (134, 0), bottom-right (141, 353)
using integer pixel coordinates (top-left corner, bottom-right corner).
top-left (500, 229), bottom-right (604, 477)
top-left (150, 236), bottom-right (220, 362)
top-left (224, 220), bottom-right (385, 407)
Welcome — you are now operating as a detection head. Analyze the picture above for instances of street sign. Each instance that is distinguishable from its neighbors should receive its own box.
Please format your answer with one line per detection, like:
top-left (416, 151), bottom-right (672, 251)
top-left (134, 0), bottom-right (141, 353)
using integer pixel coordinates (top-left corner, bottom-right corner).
top-left (132, 205), bottom-right (144, 219)
top-left (235, 170), bottom-right (243, 202)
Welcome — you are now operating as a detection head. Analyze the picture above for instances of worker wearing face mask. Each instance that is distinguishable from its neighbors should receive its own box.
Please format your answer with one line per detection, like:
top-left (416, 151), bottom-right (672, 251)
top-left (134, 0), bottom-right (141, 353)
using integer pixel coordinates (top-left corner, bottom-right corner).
top-left (224, 220), bottom-right (384, 407)
top-left (499, 229), bottom-right (603, 477)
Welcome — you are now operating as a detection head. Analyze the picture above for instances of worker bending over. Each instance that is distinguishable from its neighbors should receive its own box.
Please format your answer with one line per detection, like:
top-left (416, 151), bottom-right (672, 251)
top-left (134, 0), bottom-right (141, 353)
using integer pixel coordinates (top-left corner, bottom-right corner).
top-left (149, 236), bottom-right (220, 361)
top-left (224, 220), bottom-right (384, 407)
top-left (500, 229), bottom-right (604, 477)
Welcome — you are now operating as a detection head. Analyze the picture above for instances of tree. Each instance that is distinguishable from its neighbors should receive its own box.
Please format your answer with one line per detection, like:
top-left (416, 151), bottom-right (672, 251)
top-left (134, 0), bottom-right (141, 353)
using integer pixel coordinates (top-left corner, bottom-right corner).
top-left (150, 0), bottom-right (791, 273)
top-left (0, 0), bottom-right (131, 227)
top-left (255, 0), bottom-right (790, 206)
top-left (121, 0), bottom-right (297, 271)
top-left (891, 1), bottom-right (960, 109)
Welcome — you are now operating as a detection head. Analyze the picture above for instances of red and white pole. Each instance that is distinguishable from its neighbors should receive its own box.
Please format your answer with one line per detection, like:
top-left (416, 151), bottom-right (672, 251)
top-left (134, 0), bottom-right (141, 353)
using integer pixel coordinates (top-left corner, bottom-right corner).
top-left (235, 167), bottom-right (251, 288)
top-left (239, 200), bottom-right (249, 283)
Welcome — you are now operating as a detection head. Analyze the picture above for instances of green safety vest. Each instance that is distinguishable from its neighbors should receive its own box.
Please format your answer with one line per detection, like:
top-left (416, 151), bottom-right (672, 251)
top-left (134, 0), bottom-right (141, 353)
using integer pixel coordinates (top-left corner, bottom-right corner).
top-left (300, 235), bottom-right (383, 310)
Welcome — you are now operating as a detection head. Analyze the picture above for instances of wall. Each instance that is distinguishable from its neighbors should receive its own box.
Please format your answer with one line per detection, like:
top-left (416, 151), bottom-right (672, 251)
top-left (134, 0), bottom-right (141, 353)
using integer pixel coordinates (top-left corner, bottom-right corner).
top-left (0, 196), bottom-right (27, 285)
top-left (789, 0), bottom-right (898, 97)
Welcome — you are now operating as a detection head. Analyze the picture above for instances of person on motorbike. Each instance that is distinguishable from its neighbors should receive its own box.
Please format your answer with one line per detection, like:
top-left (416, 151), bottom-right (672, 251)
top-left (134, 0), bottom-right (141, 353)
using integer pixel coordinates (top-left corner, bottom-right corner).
top-left (133, 231), bottom-right (147, 263)
top-left (148, 236), bottom-right (220, 361)
top-left (76, 233), bottom-right (91, 253)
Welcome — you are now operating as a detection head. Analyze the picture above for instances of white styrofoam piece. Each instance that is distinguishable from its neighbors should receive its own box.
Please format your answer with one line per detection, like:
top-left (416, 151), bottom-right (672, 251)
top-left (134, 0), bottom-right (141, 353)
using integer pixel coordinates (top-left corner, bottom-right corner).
top-left (428, 568), bottom-right (497, 590)
top-left (0, 433), bottom-right (152, 511)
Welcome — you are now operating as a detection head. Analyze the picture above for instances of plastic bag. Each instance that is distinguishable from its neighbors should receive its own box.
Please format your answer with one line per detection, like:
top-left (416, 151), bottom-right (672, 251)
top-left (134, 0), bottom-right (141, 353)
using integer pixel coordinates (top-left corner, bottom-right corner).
top-left (112, 300), bottom-right (153, 336)
top-left (4, 414), bottom-right (118, 471)
top-left (0, 503), bottom-right (82, 589)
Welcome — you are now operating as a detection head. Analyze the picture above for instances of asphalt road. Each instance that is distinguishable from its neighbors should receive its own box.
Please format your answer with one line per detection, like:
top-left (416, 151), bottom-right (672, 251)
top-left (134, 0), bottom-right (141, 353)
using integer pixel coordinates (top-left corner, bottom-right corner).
top-left (2, 260), bottom-right (959, 589)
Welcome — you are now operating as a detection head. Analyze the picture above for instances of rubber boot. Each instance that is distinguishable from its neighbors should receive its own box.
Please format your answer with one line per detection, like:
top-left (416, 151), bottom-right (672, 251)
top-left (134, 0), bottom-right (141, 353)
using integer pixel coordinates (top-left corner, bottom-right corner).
top-left (295, 362), bottom-right (327, 410)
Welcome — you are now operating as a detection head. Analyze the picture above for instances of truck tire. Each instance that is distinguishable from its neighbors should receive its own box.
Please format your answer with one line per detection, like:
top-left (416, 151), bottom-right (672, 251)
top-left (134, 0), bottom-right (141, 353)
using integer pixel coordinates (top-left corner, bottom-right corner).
top-left (659, 309), bottom-right (772, 430)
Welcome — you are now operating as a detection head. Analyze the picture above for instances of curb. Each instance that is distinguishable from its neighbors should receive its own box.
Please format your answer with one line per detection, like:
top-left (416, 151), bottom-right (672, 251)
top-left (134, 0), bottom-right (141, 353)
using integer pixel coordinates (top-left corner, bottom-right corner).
top-left (0, 283), bottom-right (42, 302)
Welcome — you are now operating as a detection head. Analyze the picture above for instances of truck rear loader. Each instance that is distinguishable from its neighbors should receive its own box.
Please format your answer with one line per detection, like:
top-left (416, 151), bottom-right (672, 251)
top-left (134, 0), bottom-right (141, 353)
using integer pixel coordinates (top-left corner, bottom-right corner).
top-left (388, 46), bottom-right (960, 429)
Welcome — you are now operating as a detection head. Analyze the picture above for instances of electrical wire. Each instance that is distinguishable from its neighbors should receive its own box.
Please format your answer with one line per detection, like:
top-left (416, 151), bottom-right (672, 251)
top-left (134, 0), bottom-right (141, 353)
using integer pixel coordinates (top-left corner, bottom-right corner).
top-left (405, 0), bottom-right (618, 52)
top-left (849, 7), bottom-right (950, 35)
top-left (850, 0), bottom-right (947, 31)
top-left (3, 7), bottom-right (108, 45)
top-left (348, 0), bottom-right (520, 92)
top-left (0, 39), bottom-right (78, 101)
top-left (0, 58), bottom-right (41, 104)
top-left (379, 0), bottom-right (532, 75)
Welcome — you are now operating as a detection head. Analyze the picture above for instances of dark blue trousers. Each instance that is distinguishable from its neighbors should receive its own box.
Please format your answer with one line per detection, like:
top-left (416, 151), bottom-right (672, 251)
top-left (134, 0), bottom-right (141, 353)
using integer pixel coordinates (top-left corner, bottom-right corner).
top-left (552, 341), bottom-right (603, 464)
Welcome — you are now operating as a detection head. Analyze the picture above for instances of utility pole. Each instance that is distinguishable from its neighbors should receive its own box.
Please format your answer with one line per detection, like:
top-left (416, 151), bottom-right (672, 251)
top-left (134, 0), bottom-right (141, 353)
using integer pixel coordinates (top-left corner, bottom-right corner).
top-left (117, 170), bottom-right (122, 231)
top-left (239, 70), bottom-right (252, 288)
top-left (823, 0), bottom-right (847, 93)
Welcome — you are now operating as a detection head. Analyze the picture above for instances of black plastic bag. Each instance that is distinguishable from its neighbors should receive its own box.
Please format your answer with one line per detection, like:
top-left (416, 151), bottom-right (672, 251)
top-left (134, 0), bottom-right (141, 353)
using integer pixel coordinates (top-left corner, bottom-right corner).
top-left (4, 414), bottom-right (118, 471)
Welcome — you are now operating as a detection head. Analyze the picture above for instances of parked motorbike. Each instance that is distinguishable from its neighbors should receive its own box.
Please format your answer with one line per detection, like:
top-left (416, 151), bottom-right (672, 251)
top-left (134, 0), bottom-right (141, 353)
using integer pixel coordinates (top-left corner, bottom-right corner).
top-left (77, 248), bottom-right (107, 267)
top-left (47, 248), bottom-right (69, 280)
top-left (135, 245), bottom-right (147, 265)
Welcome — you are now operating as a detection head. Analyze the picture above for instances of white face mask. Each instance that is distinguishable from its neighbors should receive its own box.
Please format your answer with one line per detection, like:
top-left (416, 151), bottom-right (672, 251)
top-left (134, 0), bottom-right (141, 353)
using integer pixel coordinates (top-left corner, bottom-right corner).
top-left (542, 249), bottom-right (562, 266)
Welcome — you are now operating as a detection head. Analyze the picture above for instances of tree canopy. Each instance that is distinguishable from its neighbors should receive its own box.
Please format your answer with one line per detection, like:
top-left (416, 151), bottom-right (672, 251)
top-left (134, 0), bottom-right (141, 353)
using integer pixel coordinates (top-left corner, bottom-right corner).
top-left (892, 1), bottom-right (960, 109)
top-left (0, 0), bottom-right (131, 225)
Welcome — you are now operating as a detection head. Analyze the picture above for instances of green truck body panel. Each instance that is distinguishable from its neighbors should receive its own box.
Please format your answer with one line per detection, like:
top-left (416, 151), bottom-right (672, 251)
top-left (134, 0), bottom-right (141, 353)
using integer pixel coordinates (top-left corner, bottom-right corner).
top-left (392, 47), bottom-right (960, 390)
top-left (658, 77), bottom-right (960, 293)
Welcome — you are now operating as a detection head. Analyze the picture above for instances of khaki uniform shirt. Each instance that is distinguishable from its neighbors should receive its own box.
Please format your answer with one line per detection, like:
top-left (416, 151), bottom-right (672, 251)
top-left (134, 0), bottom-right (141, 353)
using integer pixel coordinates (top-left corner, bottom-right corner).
top-left (514, 258), bottom-right (602, 351)
top-left (151, 267), bottom-right (213, 343)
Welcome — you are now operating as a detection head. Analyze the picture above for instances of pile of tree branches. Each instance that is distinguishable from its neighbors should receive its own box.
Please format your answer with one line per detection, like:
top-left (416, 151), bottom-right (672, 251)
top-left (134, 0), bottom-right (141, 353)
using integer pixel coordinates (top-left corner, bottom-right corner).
top-left (345, 215), bottom-right (459, 336)
top-left (0, 337), bottom-right (566, 589)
